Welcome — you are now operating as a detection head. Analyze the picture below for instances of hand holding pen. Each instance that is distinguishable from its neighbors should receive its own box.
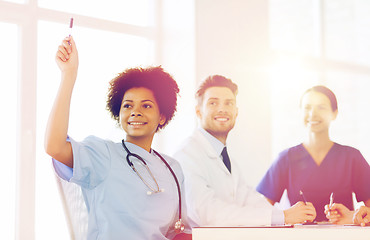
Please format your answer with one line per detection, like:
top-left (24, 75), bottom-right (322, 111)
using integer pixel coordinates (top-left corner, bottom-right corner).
top-left (283, 190), bottom-right (316, 224)
top-left (329, 192), bottom-right (334, 207)
top-left (353, 206), bottom-right (370, 227)
top-left (55, 18), bottom-right (79, 73)
top-left (325, 204), bottom-right (353, 224)
top-left (324, 193), bottom-right (353, 224)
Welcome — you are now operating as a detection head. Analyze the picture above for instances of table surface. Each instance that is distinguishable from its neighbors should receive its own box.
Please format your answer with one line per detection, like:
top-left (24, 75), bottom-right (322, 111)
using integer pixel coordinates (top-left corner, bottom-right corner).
top-left (193, 225), bottom-right (370, 240)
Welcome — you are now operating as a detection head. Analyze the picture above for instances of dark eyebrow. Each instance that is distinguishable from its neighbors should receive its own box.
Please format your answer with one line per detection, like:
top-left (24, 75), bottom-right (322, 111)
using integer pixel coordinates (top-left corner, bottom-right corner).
top-left (122, 99), bottom-right (155, 103)
top-left (141, 100), bottom-right (155, 104)
top-left (207, 98), bottom-right (235, 102)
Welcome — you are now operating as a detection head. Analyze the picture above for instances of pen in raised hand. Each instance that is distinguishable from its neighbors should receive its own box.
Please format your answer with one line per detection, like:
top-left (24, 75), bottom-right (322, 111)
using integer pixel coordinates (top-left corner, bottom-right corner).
top-left (69, 17), bottom-right (74, 37)
top-left (68, 18), bottom-right (74, 45)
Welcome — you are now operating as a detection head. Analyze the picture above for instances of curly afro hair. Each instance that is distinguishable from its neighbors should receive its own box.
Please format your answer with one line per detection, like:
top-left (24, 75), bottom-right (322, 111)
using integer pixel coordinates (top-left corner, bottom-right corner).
top-left (106, 66), bottom-right (179, 131)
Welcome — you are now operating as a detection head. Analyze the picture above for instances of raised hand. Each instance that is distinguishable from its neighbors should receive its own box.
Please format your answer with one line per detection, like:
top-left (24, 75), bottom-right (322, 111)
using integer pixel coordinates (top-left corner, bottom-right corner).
top-left (44, 36), bottom-right (79, 168)
top-left (55, 36), bottom-right (79, 75)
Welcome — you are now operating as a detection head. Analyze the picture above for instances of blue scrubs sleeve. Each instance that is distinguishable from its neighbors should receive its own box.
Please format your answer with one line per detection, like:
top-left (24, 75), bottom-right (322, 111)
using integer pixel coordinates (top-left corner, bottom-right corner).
top-left (257, 149), bottom-right (289, 202)
top-left (52, 158), bottom-right (73, 181)
top-left (351, 149), bottom-right (370, 202)
top-left (52, 135), bottom-right (111, 189)
top-left (52, 135), bottom-right (73, 181)
top-left (69, 136), bottom-right (111, 189)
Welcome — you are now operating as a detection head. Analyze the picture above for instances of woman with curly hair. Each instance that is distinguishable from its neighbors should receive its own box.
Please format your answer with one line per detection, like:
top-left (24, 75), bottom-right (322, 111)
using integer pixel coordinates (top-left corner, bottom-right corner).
top-left (45, 36), bottom-right (191, 240)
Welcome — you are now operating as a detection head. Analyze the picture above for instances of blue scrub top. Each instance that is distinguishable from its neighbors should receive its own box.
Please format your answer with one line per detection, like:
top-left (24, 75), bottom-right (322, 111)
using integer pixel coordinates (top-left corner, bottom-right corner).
top-left (257, 143), bottom-right (370, 221)
top-left (53, 135), bottom-right (188, 240)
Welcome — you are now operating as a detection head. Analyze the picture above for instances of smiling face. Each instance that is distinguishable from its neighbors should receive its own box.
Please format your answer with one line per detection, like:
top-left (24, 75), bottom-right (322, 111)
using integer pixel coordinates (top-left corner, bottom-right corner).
top-left (119, 87), bottom-right (165, 145)
top-left (301, 90), bottom-right (338, 134)
top-left (196, 86), bottom-right (238, 143)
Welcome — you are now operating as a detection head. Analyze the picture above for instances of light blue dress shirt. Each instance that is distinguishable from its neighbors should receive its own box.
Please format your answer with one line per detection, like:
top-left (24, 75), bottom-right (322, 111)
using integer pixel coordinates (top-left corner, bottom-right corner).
top-left (53, 135), bottom-right (189, 240)
top-left (199, 128), bottom-right (226, 162)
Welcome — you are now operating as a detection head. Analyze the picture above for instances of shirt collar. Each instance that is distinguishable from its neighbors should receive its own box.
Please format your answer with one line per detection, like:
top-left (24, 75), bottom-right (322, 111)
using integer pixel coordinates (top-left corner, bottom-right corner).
top-left (124, 141), bottom-right (154, 160)
top-left (199, 127), bottom-right (226, 156)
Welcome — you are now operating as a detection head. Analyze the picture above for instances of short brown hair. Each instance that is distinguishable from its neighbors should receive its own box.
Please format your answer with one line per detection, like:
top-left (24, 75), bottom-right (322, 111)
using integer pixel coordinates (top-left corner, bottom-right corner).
top-left (195, 75), bottom-right (238, 105)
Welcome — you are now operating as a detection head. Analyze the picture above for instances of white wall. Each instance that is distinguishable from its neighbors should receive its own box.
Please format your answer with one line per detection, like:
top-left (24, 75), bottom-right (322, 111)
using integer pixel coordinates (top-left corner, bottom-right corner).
top-left (194, 0), bottom-right (272, 186)
top-left (153, 0), bottom-right (197, 155)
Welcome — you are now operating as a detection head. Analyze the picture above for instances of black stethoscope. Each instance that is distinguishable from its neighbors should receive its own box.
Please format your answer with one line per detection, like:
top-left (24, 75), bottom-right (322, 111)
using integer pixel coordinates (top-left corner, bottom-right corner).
top-left (121, 139), bottom-right (185, 233)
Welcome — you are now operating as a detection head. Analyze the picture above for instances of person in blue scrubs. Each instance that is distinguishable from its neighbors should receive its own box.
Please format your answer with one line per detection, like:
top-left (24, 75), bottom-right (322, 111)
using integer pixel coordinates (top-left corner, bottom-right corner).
top-left (257, 85), bottom-right (370, 222)
top-left (45, 36), bottom-right (191, 240)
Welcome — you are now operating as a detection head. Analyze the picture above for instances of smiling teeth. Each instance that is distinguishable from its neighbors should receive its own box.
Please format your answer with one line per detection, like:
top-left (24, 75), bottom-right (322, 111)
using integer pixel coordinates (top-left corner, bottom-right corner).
top-left (215, 117), bottom-right (228, 122)
top-left (129, 122), bottom-right (145, 125)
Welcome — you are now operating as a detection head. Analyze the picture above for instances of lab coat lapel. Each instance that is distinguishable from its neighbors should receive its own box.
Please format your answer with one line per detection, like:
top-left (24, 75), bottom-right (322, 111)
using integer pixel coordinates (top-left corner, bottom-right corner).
top-left (194, 129), bottom-right (232, 175)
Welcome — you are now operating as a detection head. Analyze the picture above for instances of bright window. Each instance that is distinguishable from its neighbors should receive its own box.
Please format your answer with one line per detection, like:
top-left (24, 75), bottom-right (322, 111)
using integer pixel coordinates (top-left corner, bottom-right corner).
top-left (326, 70), bottom-right (370, 160)
top-left (325, 0), bottom-right (370, 66)
top-left (1, 0), bottom-right (195, 237)
top-left (3, 0), bottom-right (25, 3)
top-left (268, 57), bottom-right (319, 155)
top-left (38, 0), bottom-right (153, 26)
top-left (268, 0), bottom-right (370, 163)
top-left (35, 19), bottom-right (154, 240)
top-left (0, 22), bottom-right (17, 240)
top-left (269, 0), bottom-right (319, 56)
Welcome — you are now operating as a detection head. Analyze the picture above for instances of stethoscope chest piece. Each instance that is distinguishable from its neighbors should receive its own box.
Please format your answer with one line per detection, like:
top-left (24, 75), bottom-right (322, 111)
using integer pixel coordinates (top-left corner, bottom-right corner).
top-left (147, 188), bottom-right (165, 195)
top-left (174, 219), bottom-right (185, 233)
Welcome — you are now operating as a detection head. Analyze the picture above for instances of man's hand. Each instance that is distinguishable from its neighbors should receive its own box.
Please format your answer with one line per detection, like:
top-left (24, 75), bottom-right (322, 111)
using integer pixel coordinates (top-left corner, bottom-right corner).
top-left (284, 201), bottom-right (316, 224)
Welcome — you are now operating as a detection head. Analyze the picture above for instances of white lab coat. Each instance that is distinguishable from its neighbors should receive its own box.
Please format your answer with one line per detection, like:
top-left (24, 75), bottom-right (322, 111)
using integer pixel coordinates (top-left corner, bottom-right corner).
top-left (173, 129), bottom-right (274, 227)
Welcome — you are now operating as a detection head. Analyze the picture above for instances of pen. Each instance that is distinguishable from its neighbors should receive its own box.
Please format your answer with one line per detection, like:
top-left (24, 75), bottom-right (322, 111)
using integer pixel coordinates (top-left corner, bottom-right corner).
top-left (299, 190), bottom-right (308, 205)
top-left (329, 192), bottom-right (334, 207)
top-left (69, 17), bottom-right (74, 37)
top-left (67, 18), bottom-right (73, 45)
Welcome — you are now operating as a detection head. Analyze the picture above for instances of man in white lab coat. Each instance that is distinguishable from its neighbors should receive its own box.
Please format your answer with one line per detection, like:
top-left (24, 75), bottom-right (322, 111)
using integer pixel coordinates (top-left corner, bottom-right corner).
top-left (173, 75), bottom-right (316, 227)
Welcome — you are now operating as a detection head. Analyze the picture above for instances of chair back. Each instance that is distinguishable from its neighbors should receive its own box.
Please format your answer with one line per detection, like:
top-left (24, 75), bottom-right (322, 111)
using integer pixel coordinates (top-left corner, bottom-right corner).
top-left (55, 173), bottom-right (88, 240)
